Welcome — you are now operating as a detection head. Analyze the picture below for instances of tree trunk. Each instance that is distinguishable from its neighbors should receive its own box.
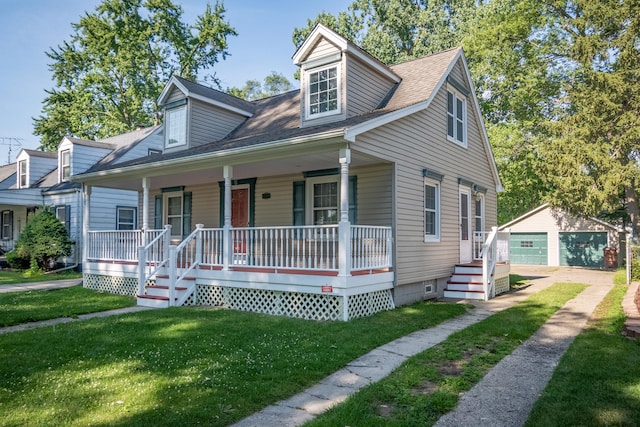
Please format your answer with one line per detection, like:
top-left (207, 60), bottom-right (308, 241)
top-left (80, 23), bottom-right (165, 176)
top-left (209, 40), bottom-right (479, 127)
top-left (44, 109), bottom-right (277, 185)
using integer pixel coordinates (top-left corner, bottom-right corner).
top-left (626, 183), bottom-right (640, 241)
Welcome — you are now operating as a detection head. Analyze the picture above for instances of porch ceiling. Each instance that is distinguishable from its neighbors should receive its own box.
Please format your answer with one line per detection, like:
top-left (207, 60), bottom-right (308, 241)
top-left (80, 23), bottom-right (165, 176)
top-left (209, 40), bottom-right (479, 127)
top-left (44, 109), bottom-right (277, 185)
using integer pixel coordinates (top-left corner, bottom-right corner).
top-left (82, 147), bottom-right (386, 191)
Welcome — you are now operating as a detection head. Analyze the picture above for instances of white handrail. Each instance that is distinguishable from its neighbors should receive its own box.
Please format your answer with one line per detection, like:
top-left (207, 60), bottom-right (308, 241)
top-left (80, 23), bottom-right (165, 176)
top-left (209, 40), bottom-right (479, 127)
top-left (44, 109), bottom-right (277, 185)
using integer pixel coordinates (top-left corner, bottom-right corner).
top-left (138, 226), bottom-right (171, 296)
top-left (480, 226), bottom-right (499, 300)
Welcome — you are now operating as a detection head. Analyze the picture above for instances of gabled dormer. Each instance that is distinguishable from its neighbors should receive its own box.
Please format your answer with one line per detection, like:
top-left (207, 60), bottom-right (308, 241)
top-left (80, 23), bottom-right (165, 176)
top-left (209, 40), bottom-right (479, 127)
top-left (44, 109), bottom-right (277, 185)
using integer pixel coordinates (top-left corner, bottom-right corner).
top-left (57, 137), bottom-right (115, 183)
top-left (15, 149), bottom-right (57, 189)
top-left (157, 76), bottom-right (255, 152)
top-left (293, 24), bottom-right (401, 128)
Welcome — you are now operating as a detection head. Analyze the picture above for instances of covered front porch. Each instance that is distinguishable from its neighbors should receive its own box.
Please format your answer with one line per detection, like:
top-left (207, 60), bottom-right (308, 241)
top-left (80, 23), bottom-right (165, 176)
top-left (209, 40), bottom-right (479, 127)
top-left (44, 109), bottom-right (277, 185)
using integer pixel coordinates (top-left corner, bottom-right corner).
top-left (84, 222), bottom-right (394, 321)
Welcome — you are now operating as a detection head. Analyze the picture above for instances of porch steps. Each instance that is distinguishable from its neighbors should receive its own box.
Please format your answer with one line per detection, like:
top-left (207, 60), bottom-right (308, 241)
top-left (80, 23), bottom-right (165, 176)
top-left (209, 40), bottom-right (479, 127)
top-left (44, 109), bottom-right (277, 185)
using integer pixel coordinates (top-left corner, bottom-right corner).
top-left (443, 264), bottom-right (487, 300)
top-left (136, 273), bottom-right (196, 308)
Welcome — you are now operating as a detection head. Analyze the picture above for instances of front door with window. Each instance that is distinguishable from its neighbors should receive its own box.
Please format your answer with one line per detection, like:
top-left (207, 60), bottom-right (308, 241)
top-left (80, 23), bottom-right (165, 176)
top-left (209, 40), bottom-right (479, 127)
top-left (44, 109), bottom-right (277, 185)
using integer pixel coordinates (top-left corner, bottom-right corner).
top-left (232, 187), bottom-right (249, 256)
top-left (459, 188), bottom-right (472, 263)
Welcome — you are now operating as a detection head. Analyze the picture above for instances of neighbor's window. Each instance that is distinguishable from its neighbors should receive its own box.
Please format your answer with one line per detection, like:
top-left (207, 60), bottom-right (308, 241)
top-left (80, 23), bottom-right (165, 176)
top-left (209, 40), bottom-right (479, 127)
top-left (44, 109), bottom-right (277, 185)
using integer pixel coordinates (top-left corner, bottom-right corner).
top-left (165, 106), bottom-right (187, 147)
top-left (447, 89), bottom-right (466, 146)
top-left (55, 205), bottom-right (70, 232)
top-left (18, 160), bottom-right (27, 188)
top-left (307, 65), bottom-right (339, 118)
top-left (61, 149), bottom-right (70, 181)
top-left (1, 210), bottom-right (12, 240)
top-left (116, 207), bottom-right (137, 230)
top-left (424, 179), bottom-right (440, 241)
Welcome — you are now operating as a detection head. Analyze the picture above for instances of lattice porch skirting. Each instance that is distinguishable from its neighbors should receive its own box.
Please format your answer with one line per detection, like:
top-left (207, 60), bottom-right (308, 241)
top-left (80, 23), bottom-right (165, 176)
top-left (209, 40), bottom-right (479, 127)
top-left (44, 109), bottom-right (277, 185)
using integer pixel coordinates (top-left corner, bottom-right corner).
top-left (84, 273), bottom-right (154, 297)
top-left (495, 276), bottom-right (510, 295)
top-left (195, 284), bottom-right (394, 321)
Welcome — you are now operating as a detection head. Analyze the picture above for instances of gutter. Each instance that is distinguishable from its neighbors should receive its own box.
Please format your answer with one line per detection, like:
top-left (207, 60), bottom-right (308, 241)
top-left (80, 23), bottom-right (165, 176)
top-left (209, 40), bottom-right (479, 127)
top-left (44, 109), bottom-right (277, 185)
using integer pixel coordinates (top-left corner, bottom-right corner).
top-left (71, 129), bottom-right (346, 184)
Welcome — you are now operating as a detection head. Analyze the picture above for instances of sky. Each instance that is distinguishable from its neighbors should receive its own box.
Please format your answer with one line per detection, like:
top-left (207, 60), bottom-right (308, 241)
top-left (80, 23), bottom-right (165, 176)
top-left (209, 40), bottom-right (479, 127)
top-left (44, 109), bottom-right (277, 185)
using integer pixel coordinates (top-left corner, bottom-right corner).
top-left (0, 0), bottom-right (351, 166)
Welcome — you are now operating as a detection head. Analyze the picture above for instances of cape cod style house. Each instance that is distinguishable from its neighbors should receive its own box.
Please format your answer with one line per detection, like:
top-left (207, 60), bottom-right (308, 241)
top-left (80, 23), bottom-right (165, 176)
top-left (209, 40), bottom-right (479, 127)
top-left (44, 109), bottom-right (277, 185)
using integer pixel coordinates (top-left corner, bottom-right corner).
top-left (72, 25), bottom-right (510, 320)
top-left (0, 127), bottom-right (162, 266)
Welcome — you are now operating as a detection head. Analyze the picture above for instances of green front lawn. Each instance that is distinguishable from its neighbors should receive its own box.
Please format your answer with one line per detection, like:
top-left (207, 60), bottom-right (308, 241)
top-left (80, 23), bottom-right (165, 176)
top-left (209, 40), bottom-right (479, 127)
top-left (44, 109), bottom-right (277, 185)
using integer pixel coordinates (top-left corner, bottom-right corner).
top-left (0, 300), bottom-right (466, 426)
top-left (0, 269), bottom-right (82, 285)
top-left (0, 286), bottom-right (136, 327)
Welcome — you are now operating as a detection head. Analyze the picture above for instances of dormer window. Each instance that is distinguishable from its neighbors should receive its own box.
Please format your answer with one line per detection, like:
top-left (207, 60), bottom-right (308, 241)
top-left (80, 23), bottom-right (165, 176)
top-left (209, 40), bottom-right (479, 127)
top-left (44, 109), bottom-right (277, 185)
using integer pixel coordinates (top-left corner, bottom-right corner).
top-left (307, 65), bottom-right (340, 119)
top-left (61, 149), bottom-right (70, 181)
top-left (447, 88), bottom-right (467, 147)
top-left (18, 160), bottom-right (27, 188)
top-left (165, 100), bottom-right (187, 148)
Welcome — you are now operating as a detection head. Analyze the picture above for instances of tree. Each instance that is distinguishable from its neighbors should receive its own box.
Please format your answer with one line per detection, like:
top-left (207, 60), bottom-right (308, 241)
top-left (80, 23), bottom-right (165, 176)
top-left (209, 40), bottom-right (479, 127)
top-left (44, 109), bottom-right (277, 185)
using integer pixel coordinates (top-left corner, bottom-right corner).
top-left (33, 0), bottom-right (236, 151)
top-left (8, 208), bottom-right (72, 271)
top-left (226, 71), bottom-right (293, 101)
top-left (540, 0), bottom-right (640, 235)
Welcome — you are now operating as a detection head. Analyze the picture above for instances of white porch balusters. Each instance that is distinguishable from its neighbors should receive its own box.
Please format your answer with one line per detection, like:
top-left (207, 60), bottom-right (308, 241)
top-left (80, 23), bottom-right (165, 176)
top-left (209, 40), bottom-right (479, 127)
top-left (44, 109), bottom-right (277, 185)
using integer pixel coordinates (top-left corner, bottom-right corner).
top-left (82, 184), bottom-right (92, 267)
top-left (223, 166), bottom-right (233, 271)
top-left (142, 177), bottom-right (150, 243)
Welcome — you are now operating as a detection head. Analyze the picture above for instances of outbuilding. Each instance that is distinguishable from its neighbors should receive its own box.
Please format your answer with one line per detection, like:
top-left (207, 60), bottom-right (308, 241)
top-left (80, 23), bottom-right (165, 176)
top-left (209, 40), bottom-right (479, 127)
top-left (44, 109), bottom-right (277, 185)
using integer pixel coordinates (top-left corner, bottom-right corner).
top-left (500, 204), bottom-right (622, 268)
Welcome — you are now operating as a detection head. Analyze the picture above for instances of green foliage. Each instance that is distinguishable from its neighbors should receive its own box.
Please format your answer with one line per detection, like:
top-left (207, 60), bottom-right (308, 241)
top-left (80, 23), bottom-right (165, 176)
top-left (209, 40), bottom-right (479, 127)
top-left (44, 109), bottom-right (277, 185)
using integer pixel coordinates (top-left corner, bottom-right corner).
top-left (226, 71), bottom-right (293, 100)
top-left (33, 0), bottom-right (237, 151)
top-left (631, 246), bottom-right (640, 281)
top-left (10, 208), bottom-right (72, 272)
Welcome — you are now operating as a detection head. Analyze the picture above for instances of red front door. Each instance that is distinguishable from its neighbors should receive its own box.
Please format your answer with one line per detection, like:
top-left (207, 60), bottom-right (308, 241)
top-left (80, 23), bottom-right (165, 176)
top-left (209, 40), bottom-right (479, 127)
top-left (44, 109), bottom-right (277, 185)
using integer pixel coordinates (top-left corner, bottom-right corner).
top-left (232, 188), bottom-right (249, 254)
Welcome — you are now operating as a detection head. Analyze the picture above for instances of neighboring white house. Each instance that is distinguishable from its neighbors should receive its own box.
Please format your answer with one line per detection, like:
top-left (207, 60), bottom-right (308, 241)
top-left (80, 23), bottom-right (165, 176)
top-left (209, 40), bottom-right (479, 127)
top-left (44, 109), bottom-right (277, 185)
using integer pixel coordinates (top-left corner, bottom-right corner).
top-left (72, 24), bottom-right (509, 320)
top-left (500, 203), bottom-right (622, 268)
top-left (0, 126), bottom-right (163, 266)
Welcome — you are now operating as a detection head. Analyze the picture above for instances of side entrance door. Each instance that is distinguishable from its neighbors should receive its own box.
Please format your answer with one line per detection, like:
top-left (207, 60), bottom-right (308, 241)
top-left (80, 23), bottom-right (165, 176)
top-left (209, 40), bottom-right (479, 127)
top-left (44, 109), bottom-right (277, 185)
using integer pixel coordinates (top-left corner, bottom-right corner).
top-left (459, 188), bottom-right (472, 264)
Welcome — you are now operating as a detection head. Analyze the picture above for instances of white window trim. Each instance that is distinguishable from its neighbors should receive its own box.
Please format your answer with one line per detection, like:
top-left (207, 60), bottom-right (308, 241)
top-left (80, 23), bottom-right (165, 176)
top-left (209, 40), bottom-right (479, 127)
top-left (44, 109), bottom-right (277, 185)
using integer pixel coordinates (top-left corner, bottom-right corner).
top-left (474, 195), bottom-right (485, 234)
top-left (60, 149), bottom-right (71, 181)
top-left (163, 191), bottom-right (183, 238)
top-left (305, 63), bottom-right (342, 120)
top-left (165, 105), bottom-right (188, 148)
top-left (18, 160), bottom-right (27, 188)
top-left (305, 175), bottom-right (340, 226)
top-left (424, 178), bottom-right (441, 242)
top-left (447, 85), bottom-right (467, 148)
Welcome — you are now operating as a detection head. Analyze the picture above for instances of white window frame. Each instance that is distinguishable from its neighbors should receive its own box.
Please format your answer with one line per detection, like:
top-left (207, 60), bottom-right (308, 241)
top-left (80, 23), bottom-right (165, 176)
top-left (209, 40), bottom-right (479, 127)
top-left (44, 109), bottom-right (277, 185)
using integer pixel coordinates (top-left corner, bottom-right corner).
top-left (116, 206), bottom-right (137, 231)
top-left (306, 175), bottom-right (340, 226)
top-left (60, 149), bottom-right (71, 181)
top-left (474, 195), bottom-right (484, 234)
top-left (1, 210), bottom-right (12, 240)
top-left (165, 105), bottom-right (187, 148)
top-left (447, 86), bottom-right (467, 147)
top-left (305, 64), bottom-right (341, 120)
top-left (424, 178), bottom-right (441, 242)
top-left (18, 160), bottom-right (27, 188)
top-left (55, 205), bottom-right (70, 232)
top-left (163, 191), bottom-right (183, 239)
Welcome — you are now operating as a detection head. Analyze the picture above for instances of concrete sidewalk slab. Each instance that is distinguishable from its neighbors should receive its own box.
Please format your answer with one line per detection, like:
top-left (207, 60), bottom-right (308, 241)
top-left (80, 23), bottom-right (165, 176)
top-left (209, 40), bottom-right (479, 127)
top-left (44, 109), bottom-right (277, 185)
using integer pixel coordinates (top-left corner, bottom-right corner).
top-left (0, 278), bottom-right (83, 293)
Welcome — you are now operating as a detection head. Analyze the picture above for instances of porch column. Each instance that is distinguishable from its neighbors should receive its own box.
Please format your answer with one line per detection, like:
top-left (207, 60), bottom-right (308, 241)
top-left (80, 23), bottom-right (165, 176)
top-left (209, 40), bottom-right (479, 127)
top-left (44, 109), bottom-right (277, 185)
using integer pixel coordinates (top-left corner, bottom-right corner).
top-left (82, 184), bottom-right (92, 265)
top-left (338, 148), bottom-right (352, 277)
top-left (142, 177), bottom-right (149, 231)
top-left (223, 165), bottom-right (233, 270)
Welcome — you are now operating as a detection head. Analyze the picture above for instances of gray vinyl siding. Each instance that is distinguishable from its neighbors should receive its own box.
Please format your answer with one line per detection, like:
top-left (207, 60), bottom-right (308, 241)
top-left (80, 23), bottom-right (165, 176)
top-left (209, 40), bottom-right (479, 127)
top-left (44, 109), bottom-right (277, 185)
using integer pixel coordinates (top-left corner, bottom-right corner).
top-left (350, 58), bottom-right (499, 286)
top-left (19, 153), bottom-right (56, 187)
top-left (112, 130), bottom-right (164, 164)
top-left (165, 86), bottom-right (186, 104)
top-left (0, 189), bottom-right (42, 205)
top-left (346, 56), bottom-right (396, 116)
top-left (69, 143), bottom-right (112, 175)
top-left (190, 99), bottom-right (246, 147)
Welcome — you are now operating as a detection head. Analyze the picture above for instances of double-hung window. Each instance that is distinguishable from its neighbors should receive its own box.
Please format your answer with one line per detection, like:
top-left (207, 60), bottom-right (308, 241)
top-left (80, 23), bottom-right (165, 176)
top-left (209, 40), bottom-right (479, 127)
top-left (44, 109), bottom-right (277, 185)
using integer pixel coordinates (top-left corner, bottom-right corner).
top-left (307, 65), bottom-right (340, 118)
top-left (1, 210), bottom-right (12, 240)
top-left (117, 207), bottom-right (137, 230)
top-left (55, 205), bottom-right (71, 232)
top-left (309, 177), bottom-right (339, 225)
top-left (165, 104), bottom-right (187, 148)
top-left (18, 160), bottom-right (27, 188)
top-left (164, 192), bottom-right (183, 239)
top-left (61, 150), bottom-right (70, 181)
top-left (424, 179), bottom-right (441, 242)
top-left (447, 88), bottom-right (466, 146)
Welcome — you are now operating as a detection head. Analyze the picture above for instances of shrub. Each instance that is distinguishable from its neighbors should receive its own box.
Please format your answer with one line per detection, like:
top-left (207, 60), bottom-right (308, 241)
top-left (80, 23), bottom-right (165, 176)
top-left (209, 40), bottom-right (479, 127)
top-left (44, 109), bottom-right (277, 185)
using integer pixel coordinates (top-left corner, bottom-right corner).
top-left (10, 208), bottom-right (72, 271)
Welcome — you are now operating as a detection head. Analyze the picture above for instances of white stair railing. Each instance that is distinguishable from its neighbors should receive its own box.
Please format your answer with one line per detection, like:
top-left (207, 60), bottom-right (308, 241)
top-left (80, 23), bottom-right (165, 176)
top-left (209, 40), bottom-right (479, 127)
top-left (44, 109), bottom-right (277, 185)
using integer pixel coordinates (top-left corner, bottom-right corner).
top-left (137, 225), bottom-right (172, 297)
top-left (168, 224), bottom-right (203, 306)
top-left (480, 226), bottom-right (499, 301)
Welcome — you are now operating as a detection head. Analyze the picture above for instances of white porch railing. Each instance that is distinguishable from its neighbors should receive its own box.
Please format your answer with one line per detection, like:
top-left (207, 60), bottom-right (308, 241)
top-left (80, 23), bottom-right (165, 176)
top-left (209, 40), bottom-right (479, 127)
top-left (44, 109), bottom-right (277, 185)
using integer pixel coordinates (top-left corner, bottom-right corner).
top-left (351, 225), bottom-right (393, 271)
top-left (87, 228), bottom-right (166, 262)
top-left (479, 227), bottom-right (511, 301)
top-left (137, 226), bottom-right (172, 297)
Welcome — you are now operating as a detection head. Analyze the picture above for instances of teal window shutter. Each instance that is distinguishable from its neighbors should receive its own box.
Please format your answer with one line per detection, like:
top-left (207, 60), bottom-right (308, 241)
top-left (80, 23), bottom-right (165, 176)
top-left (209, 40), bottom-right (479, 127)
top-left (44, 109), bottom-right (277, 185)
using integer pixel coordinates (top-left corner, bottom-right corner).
top-left (182, 192), bottom-right (192, 238)
top-left (293, 181), bottom-right (305, 226)
top-left (154, 195), bottom-right (163, 229)
top-left (349, 176), bottom-right (357, 224)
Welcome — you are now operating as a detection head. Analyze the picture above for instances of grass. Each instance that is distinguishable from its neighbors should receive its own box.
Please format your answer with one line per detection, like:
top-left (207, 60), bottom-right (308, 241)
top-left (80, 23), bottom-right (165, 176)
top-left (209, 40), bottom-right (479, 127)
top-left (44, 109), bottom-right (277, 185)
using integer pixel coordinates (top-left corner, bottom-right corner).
top-left (0, 269), bottom-right (82, 285)
top-left (305, 282), bottom-right (587, 426)
top-left (0, 300), bottom-right (466, 426)
top-left (0, 286), bottom-right (136, 327)
top-left (613, 268), bottom-right (627, 285)
top-left (525, 284), bottom-right (640, 426)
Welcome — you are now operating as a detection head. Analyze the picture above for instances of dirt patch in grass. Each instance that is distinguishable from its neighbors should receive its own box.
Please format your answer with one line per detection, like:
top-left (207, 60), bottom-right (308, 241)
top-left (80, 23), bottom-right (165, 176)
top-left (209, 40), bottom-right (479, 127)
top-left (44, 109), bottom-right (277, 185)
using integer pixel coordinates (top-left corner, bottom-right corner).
top-left (438, 359), bottom-right (464, 376)
top-left (378, 402), bottom-right (396, 417)
top-left (411, 379), bottom-right (438, 396)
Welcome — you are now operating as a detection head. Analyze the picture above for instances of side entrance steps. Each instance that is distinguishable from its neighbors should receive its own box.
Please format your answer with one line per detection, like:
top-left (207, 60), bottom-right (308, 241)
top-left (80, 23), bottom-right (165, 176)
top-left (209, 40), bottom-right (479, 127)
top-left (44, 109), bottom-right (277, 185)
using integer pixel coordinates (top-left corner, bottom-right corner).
top-left (444, 263), bottom-right (487, 300)
top-left (136, 269), bottom-right (196, 308)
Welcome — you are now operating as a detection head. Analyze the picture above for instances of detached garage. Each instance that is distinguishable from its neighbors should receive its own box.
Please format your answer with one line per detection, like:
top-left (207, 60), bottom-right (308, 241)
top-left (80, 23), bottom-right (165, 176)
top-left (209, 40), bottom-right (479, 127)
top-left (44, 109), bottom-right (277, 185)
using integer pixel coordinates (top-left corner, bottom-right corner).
top-left (500, 204), bottom-right (621, 268)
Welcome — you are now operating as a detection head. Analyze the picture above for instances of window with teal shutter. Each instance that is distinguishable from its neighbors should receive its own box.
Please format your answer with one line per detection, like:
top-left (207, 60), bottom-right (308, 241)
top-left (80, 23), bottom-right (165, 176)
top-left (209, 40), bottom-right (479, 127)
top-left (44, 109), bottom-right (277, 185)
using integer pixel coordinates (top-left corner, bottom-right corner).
top-left (293, 181), bottom-right (305, 226)
top-left (182, 192), bottom-right (192, 238)
top-left (154, 195), bottom-right (162, 229)
top-left (349, 176), bottom-right (357, 224)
